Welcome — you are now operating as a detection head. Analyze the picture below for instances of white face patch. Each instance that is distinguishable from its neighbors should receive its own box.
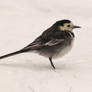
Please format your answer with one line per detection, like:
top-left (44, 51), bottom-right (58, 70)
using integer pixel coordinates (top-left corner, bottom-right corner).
top-left (59, 23), bottom-right (74, 31)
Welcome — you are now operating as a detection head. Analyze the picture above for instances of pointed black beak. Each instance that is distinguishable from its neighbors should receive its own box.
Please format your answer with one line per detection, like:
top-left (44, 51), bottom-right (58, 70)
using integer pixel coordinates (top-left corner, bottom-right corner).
top-left (73, 25), bottom-right (81, 29)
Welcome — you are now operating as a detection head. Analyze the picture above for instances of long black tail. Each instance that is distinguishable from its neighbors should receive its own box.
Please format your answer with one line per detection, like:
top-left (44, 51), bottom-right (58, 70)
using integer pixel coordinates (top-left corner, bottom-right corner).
top-left (0, 49), bottom-right (28, 59)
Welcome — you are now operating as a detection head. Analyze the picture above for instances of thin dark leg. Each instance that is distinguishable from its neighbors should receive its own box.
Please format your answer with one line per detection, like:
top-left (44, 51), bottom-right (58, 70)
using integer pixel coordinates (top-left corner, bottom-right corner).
top-left (49, 57), bottom-right (55, 69)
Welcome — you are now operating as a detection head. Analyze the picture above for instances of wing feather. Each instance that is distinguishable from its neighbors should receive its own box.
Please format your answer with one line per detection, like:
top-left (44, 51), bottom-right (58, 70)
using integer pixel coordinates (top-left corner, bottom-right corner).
top-left (45, 39), bottom-right (64, 46)
top-left (22, 38), bottom-right (64, 51)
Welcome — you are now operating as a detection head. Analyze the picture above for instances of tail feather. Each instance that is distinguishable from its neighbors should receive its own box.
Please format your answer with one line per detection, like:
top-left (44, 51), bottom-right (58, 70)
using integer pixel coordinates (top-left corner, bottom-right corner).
top-left (0, 49), bottom-right (27, 59)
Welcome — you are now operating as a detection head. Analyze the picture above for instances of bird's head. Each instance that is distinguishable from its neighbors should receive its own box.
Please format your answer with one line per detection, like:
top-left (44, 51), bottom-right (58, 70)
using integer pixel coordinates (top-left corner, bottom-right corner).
top-left (55, 19), bottom-right (81, 31)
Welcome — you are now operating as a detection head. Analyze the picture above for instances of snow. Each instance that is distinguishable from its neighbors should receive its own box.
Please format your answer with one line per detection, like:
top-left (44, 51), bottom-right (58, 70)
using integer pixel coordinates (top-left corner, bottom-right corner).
top-left (0, 0), bottom-right (92, 92)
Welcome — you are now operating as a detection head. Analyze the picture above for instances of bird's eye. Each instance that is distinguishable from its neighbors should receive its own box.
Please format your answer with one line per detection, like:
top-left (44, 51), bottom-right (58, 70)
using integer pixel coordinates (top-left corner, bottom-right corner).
top-left (67, 25), bottom-right (70, 27)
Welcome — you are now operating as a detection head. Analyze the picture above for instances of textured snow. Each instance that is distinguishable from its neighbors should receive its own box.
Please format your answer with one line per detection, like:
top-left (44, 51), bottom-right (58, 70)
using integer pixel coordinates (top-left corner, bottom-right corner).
top-left (0, 0), bottom-right (92, 92)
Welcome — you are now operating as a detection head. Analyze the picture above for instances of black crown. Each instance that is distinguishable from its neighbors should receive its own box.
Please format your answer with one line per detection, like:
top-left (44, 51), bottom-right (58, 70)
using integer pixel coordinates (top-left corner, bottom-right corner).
top-left (55, 19), bottom-right (71, 26)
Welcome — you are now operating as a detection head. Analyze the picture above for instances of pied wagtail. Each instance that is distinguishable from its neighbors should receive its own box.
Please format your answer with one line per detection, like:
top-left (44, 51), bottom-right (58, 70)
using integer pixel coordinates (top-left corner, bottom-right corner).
top-left (0, 19), bottom-right (81, 69)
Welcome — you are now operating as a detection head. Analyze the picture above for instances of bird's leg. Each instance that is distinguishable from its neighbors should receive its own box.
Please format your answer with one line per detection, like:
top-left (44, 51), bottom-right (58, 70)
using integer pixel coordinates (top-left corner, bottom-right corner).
top-left (49, 57), bottom-right (55, 69)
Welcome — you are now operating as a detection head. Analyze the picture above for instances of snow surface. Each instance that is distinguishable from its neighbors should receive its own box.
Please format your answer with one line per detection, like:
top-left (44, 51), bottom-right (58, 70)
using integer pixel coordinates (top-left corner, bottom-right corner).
top-left (0, 0), bottom-right (92, 92)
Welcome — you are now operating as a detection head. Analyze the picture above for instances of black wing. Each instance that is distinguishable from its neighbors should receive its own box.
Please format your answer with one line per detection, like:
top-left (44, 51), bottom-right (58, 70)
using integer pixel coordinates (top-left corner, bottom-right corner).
top-left (22, 36), bottom-right (64, 51)
top-left (21, 29), bottom-right (68, 51)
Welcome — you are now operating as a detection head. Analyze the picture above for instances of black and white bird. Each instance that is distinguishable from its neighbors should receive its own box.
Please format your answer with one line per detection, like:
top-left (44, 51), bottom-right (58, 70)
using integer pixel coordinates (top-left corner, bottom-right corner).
top-left (0, 19), bottom-right (81, 69)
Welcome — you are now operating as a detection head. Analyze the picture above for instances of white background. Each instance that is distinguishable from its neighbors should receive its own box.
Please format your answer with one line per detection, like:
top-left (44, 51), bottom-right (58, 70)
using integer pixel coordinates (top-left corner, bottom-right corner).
top-left (0, 0), bottom-right (92, 92)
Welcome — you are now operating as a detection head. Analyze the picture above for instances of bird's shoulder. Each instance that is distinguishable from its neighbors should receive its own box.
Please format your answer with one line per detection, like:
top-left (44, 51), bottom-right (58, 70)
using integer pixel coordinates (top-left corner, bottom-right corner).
top-left (41, 30), bottom-right (74, 40)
